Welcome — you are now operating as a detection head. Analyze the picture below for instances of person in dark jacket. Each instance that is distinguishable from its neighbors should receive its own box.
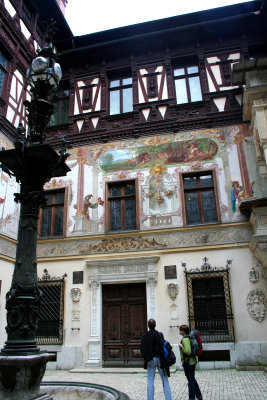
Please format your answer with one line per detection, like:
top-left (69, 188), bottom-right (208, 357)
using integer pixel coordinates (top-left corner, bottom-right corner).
top-left (141, 318), bottom-right (172, 400)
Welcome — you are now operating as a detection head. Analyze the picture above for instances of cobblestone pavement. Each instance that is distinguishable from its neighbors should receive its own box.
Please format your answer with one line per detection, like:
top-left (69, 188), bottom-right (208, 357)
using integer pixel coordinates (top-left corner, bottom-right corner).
top-left (44, 369), bottom-right (267, 400)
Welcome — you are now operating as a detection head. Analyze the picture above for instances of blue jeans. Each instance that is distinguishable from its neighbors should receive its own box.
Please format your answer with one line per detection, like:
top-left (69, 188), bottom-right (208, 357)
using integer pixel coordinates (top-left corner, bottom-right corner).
top-left (183, 362), bottom-right (202, 400)
top-left (147, 357), bottom-right (172, 400)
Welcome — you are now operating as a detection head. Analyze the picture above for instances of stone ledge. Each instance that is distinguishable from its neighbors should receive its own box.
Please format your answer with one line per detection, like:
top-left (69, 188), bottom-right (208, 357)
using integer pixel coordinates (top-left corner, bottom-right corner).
top-left (236, 365), bottom-right (266, 371)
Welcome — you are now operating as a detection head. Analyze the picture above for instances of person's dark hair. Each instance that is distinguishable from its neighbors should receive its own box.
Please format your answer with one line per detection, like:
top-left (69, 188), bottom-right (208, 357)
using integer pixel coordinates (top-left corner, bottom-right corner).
top-left (179, 324), bottom-right (190, 335)
top-left (148, 318), bottom-right (156, 330)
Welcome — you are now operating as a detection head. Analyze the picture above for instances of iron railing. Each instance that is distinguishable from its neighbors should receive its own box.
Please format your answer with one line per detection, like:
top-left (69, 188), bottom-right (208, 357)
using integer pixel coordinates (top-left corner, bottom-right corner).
top-left (185, 265), bottom-right (235, 343)
top-left (36, 278), bottom-right (64, 345)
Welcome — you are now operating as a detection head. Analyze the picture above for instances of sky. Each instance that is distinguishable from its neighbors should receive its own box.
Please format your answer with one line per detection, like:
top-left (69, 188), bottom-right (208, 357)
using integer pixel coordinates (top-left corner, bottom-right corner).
top-left (65, 0), bottom-right (252, 36)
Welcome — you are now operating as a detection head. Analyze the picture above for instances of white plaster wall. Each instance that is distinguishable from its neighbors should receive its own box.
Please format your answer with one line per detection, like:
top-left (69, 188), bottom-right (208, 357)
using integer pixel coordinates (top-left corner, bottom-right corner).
top-left (0, 259), bottom-right (14, 348)
top-left (37, 259), bottom-right (90, 369)
top-left (155, 248), bottom-right (267, 365)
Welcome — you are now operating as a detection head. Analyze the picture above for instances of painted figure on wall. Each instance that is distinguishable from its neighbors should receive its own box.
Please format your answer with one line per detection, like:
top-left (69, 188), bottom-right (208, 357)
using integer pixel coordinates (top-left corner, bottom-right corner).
top-left (231, 181), bottom-right (244, 212)
top-left (74, 194), bottom-right (104, 220)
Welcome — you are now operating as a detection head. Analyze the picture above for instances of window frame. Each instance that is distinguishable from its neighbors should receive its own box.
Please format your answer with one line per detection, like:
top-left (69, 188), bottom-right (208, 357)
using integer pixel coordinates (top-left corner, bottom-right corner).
top-left (173, 64), bottom-right (202, 104)
top-left (108, 76), bottom-right (133, 115)
top-left (37, 278), bottom-right (65, 345)
top-left (0, 50), bottom-right (8, 98)
top-left (38, 188), bottom-right (68, 238)
top-left (105, 179), bottom-right (139, 232)
top-left (185, 268), bottom-right (235, 343)
top-left (181, 170), bottom-right (220, 225)
top-left (49, 86), bottom-right (70, 126)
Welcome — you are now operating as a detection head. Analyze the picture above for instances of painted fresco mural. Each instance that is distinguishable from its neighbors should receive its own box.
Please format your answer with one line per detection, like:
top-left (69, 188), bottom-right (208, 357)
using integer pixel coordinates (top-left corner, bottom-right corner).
top-left (1, 124), bottom-right (265, 238)
top-left (0, 134), bottom-right (19, 238)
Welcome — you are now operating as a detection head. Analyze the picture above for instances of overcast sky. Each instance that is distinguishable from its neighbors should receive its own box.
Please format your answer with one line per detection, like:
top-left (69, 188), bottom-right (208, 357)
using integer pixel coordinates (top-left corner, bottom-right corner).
top-left (65, 0), bottom-right (252, 36)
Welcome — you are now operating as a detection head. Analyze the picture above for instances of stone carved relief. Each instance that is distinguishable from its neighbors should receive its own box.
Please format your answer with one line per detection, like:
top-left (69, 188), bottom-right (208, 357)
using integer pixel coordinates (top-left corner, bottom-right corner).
top-left (170, 304), bottom-right (179, 320)
top-left (249, 256), bottom-right (260, 283)
top-left (0, 238), bottom-right (17, 259)
top-left (72, 311), bottom-right (80, 321)
top-left (98, 264), bottom-right (148, 275)
top-left (37, 224), bottom-right (252, 259)
top-left (247, 289), bottom-right (266, 322)
top-left (89, 280), bottom-right (100, 337)
top-left (80, 236), bottom-right (166, 253)
top-left (71, 287), bottom-right (82, 302)
top-left (167, 283), bottom-right (178, 301)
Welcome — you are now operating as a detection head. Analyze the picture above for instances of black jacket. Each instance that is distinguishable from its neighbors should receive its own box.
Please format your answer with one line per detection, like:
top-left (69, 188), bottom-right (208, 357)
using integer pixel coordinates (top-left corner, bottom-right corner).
top-left (141, 329), bottom-right (170, 376)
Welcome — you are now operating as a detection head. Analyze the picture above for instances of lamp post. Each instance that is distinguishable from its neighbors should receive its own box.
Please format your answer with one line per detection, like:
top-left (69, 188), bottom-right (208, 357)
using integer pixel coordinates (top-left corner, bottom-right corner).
top-left (0, 26), bottom-right (70, 400)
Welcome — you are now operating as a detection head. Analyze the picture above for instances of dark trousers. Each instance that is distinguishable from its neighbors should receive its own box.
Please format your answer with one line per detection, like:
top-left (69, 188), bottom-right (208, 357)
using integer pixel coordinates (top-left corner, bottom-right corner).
top-left (183, 362), bottom-right (202, 400)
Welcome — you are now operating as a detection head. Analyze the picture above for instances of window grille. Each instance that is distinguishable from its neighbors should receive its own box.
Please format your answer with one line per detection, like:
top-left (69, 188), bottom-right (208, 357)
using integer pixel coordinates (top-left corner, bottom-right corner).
top-left (37, 276), bottom-right (65, 345)
top-left (184, 258), bottom-right (235, 343)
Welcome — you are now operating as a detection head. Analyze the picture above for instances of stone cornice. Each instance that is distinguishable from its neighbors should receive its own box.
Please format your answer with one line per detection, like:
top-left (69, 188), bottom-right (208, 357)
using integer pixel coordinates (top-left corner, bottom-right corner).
top-left (36, 222), bottom-right (252, 260)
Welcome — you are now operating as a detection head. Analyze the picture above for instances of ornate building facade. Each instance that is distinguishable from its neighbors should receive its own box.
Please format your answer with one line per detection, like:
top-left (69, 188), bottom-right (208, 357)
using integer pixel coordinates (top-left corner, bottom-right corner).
top-left (0, 0), bottom-right (266, 369)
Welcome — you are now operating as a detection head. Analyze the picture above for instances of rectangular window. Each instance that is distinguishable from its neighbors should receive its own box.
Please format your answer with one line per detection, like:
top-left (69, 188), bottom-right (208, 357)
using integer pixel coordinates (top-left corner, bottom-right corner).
top-left (38, 189), bottom-right (66, 237)
top-left (183, 171), bottom-right (218, 225)
top-left (106, 180), bottom-right (138, 232)
top-left (0, 50), bottom-right (7, 96)
top-left (37, 278), bottom-right (64, 345)
top-left (174, 65), bottom-right (202, 104)
top-left (22, 2), bottom-right (33, 26)
top-left (50, 87), bottom-right (69, 126)
top-left (109, 77), bottom-right (133, 115)
top-left (185, 267), bottom-right (235, 343)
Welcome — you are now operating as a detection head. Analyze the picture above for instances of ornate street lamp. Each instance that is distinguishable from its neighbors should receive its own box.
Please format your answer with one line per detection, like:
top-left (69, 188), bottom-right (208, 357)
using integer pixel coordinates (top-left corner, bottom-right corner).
top-left (0, 24), bottom-right (69, 400)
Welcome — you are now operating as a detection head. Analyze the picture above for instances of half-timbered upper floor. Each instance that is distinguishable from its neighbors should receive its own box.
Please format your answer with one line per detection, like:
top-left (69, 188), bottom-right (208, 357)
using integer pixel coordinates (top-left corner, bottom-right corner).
top-left (0, 1), bottom-right (267, 148)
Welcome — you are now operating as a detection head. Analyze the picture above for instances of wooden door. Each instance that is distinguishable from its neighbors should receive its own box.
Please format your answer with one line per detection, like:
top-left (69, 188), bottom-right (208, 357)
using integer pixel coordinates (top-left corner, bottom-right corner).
top-left (102, 283), bottom-right (147, 366)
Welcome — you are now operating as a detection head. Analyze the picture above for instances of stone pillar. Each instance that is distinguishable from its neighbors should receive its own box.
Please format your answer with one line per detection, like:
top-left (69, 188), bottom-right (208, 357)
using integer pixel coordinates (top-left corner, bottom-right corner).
top-left (249, 206), bottom-right (267, 268)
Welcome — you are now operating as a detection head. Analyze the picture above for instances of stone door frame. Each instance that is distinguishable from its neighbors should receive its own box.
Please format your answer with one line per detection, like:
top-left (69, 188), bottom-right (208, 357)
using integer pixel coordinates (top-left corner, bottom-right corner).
top-left (86, 256), bottom-right (159, 366)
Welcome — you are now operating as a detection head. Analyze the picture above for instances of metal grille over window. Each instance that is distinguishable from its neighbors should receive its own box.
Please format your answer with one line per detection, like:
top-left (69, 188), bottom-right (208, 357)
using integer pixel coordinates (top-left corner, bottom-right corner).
top-left (37, 271), bottom-right (65, 345)
top-left (183, 258), bottom-right (234, 343)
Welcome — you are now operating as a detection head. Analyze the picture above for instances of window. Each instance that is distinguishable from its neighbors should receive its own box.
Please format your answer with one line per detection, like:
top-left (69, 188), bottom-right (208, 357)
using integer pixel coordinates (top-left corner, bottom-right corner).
top-left (184, 265), bottom-right (235, 343)
top-left (183, 171), bottom-right (218, 225)
top-left (0, 50), bottom-right (7, 96)
top-left (174, 65), bottom-right (202, 104)
top-left (106, 180), bottom-right (138, 232)
top-left (109, 77), bottom-right (133, 115)
top-left (50, 87), bottom-right (69, 126)
top-left (38, 189), bottom-right (66, 237)
top-left (22, 2), bottom-right (33, 26)
top-left (37, 278), bottom-right (65, 345)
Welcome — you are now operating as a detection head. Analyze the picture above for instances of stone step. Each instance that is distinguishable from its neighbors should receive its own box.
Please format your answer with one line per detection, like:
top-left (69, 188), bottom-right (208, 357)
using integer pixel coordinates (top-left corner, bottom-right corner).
top-left (69, 367), bottom-right (176, 374)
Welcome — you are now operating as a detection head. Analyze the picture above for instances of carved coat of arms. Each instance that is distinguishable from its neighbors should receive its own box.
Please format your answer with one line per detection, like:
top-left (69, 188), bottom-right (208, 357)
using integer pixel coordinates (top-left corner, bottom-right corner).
top-left (247, 289), bottom-right (266, 322)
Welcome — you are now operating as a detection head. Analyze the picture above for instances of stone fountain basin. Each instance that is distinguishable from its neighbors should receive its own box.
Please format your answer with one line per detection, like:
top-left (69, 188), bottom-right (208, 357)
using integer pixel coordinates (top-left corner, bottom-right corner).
top-left (41, 381), bottom-right (130, 400)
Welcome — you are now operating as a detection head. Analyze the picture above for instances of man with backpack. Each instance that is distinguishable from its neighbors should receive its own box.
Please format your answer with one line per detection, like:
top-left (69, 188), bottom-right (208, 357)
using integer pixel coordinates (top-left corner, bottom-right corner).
top-left (141, 318), bottom-right (172, 400)
top-left (179, 324), bottom-right (203, 400)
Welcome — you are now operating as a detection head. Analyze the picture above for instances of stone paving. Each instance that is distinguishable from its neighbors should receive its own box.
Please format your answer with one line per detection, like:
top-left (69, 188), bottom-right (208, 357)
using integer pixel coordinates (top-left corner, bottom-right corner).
top-left (44, 368), bottom-right (267, 400)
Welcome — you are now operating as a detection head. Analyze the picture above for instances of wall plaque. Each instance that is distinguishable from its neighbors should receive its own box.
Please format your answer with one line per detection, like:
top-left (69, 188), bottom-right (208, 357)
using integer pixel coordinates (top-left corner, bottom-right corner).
top-left (73, 271), bottom-right (83, 284)
top-left (164, 265), bottom-right (177, 279)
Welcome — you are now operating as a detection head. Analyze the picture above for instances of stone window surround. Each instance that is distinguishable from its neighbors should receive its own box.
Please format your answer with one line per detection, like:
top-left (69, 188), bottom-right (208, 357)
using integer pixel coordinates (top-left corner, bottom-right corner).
top-left (86, 256), bottom-right (159, 366)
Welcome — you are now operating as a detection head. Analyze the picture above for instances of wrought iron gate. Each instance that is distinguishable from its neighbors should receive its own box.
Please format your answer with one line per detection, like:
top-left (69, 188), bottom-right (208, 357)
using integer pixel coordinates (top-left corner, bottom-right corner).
top-left (184, 258), bottom-right (235, 342)
top-left (37, 271), bottom-right (65, 345)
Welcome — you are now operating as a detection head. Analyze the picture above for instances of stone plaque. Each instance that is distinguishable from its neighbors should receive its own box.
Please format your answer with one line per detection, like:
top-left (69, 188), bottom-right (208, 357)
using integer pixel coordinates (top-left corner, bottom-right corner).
top-left (164, 265), bottom-right (177, 279)
top-left (73, 271), bottom-right (83, 284)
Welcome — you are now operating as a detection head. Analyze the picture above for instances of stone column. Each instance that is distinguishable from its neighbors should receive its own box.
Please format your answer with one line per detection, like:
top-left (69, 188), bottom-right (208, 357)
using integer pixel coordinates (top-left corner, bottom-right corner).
top-left (86, 280), bottom-right (101, 366)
